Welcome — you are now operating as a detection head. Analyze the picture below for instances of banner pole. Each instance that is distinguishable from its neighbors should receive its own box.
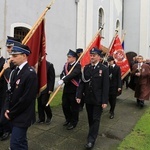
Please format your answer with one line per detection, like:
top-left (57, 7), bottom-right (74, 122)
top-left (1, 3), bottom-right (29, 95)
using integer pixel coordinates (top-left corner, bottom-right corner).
top-left (22, 0), bottom-right (55, 44)
top-left (121, 30), bottom-right (126, 43)
top-left (121, 31), bottom-right (130, 80)
top-left (102, 29), bottom-right (118, 63)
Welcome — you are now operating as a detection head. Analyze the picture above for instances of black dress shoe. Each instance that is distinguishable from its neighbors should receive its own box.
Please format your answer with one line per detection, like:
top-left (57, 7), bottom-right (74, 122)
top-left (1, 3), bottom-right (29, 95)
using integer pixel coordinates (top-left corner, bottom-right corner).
top-left (36, 120), bottom-right (45, 123)
top-left (1, 132), bottom-right (10, 141)
top-left (84, 142), bottom-right (94, 149)
top-left (109, 114), bottom-right (114, 119)
top-left (45, 118), bottom-right (51, 125)
top-left (67, 124), bottom-right (75, 130)
top-left (63, 121), bottom-right (70, 126)
top-left (0, 132), bottom-right (3, 137)
top-left (136, 99), bottom-right (140, 106)
top-left (140, 100), bottom-right (144, 108)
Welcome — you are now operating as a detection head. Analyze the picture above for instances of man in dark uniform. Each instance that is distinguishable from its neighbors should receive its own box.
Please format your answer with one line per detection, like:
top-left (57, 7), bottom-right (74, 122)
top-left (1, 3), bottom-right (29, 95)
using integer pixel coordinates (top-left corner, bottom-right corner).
top-left (37, 59), bottom-right (55, 124)
top-left (0, 36), bottom-right (21, 141)
top-left (4, 44), bottom-right (38, 149)
top-left (0, 56), bottom-right (6, 138)
top-left (58, 49), bottom-right (81, 130)
top-left (107, 56), bottom-right (122, 119)
top-left (76, 47), bottom-right (109, 149)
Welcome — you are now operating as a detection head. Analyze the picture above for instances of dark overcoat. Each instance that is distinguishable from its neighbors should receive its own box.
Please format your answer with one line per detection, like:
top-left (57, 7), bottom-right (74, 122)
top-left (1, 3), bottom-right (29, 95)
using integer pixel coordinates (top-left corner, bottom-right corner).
top-left (0, 57), bottom-right (6, 108)
top-left (41, 61), bottom-right (55, 95)
top-left (5, 63), bottom-right (38, 127)
top-left (109, 64), bottom-right (122, 95)
top-left (77, 62), bottom-right (109, 105)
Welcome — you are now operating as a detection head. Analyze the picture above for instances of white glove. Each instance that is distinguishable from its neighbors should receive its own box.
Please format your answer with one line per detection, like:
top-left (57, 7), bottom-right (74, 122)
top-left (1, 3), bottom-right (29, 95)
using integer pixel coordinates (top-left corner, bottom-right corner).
top-left (58, 79), bottom-right (64, 85)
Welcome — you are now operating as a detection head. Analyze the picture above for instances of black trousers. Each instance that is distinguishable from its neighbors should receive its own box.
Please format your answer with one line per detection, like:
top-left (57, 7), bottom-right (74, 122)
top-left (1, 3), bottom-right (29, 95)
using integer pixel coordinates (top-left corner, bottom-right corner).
top-left (62, 92), bottom-right (79, 126)
top-left (37, 93), bottom-right (52, 121)
top-left (86, 104), bottom-right (103, 144)
top-left (109, 94), bottom-right (117, 114)
top-left (79, 94), bottom-right (85, 108)
top-left (0, 104), bottom-right (12, 133)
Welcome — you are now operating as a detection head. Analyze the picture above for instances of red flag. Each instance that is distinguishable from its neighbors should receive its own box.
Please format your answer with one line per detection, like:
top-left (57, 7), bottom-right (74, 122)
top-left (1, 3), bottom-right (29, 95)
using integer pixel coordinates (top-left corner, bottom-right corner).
top-left (26, 19), bottom-right (47, 94)
top-left (109, 35), bottom-right (130, 79)
top-left (80, 35), bottom-right (101, 67)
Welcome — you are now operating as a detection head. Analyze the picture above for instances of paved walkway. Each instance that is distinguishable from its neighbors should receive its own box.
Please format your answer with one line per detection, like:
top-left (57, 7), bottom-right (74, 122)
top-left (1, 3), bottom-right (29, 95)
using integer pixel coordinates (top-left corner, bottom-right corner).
top-left (0, 87), bottom-right (150, 150)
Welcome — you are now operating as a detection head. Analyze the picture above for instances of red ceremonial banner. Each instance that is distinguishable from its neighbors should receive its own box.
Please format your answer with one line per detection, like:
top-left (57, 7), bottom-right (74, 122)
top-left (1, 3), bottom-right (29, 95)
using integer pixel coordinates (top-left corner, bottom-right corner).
top-left (80, 35), bottom-right (101, 67)
top-left (109, 35), bottom-right (130, 79)
top-left (26, 19), bottom-right (47, 94)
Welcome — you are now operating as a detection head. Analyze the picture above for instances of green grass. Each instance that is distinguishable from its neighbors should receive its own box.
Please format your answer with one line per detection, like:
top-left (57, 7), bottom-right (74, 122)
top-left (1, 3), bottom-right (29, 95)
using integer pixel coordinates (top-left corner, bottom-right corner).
top-left (118, 108), bottom-right (150, 150)
top-left (36, 89), bottom-right (63, 112)
top-left (50, 89), bottom-right (63, 107)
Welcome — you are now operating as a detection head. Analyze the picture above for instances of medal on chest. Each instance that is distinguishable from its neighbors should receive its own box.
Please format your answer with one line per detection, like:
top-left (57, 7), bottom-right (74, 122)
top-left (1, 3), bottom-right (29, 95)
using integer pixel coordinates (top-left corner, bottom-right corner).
top-left (16, 79), bottom-right (20, 88)
top-left (99, 70), bottom-right (102, 76)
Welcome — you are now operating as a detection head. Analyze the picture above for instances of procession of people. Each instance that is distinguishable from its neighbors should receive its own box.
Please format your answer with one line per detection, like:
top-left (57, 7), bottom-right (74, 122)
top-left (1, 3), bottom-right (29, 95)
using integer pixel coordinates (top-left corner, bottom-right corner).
top-left (0, 34), bottom-right (149, 150)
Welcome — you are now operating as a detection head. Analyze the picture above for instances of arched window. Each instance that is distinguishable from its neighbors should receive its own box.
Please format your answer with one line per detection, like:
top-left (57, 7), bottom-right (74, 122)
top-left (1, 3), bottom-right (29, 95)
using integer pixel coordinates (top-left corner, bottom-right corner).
top-left (14, 27), bottom-right (30, 42)
top-left (98, 8), bottom-right (104, 35)
top-left (10, 23), bottom-right (31, 42)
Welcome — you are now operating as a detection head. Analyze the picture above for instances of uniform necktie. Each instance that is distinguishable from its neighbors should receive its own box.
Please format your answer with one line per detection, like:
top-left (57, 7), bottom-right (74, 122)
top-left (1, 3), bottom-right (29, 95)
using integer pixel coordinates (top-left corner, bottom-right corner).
top-left (92, 65), bottom-right (95, 69)
top-left (13, 67), bottom-right (20, 80)
top-left (109, 66), bottom-right (113, 74)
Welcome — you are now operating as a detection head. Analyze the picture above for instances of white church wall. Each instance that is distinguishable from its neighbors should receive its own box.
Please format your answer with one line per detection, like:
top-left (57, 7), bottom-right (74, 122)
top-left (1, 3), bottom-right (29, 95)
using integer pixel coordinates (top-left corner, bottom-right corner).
top-left (139, 0), bottom-right (150, 59)
top-left (123, 0), bottom-right (140, 54)
top-left (92, 0), bottom-right (122, 49)
top-left (76, 0), bottom-right (123, 51)
top-left (149, 2), bottom-right (150, 59)
top-left (0, 0), bottom-right (6, 55)
top-left (76, 0), bottom-right (86, 49)
top-left (46, 0), bottom-right (77, 75)
top-left (0, 0), bottom-right (77, 76)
